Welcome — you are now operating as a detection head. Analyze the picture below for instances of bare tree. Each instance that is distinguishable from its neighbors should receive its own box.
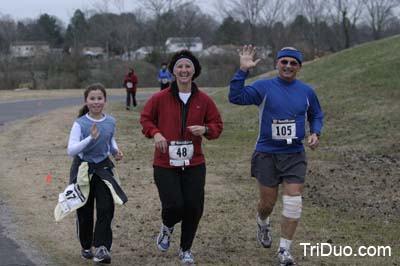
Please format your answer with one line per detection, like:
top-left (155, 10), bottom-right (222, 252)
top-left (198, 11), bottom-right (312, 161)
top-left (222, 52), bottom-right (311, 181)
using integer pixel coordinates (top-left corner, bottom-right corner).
top-left (329, 0), bottom-right (363, 48)
top-left (173, 3), bottom-right (218, 45)
top-left (218, 0), bottom-right (267, 43)
top-left (295, 0), bottom-right (329, 56)
top-left (116, 13), bottom-right (141, 57)
top-left (259, 0), bottom-right (287, 57)
top-left (93, 0), bottom-right (128, 12)
top-left (137, 0), bottom-right (192, 17)
top-left (362, 0), bottom-right (400, 40)
top-left (262, 0), bottom-right (285, 25)
top-left (93, 0), bottom-right (111, 13)
top-left (135, 0), bottom-right (193, 53)
top-left (0, 15), bottom-right (17, 54)
top-left (112, 0), bottom-right (126, 13)
top-left (86, 1), bottom-right (145, 57)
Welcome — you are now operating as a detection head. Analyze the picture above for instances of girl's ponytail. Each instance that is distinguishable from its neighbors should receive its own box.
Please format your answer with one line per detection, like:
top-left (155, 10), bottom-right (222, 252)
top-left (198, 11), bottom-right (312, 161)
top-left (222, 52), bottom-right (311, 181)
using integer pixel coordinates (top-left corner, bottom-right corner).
top-left (78, 105), bottom-right (89, 117)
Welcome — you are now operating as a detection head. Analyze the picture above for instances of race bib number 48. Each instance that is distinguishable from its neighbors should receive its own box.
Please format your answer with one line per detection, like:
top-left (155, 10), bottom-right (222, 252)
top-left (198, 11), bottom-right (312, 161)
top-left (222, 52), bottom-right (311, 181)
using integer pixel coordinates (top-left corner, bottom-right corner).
top-left (169, 141), bottom-right (194, 166)
top-left (272, 119), bottom-right (296, 140)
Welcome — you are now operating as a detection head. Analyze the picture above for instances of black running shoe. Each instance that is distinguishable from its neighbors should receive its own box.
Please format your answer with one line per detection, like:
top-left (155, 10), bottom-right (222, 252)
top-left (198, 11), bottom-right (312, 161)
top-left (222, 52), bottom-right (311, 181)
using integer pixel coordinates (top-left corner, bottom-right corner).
top-left (81, 248), bottom-right (93, 259)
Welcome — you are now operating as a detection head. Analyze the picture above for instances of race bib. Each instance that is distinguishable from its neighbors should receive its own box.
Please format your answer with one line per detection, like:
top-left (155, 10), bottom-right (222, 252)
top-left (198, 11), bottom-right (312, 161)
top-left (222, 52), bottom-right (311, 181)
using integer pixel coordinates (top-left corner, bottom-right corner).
top-left (272, 119), bottom-right (296, 142)
top-left (58, 183), bottom-right (86, 213)
top-left (169, 141), bottom-right (194, 166)
top-left (127, 82), bottom-right (133, 88)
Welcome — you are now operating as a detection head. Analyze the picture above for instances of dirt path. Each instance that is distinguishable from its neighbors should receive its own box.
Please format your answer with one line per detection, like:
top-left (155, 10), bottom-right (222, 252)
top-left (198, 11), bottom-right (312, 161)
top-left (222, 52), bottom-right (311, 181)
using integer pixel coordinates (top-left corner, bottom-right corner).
top-left (1, 87), bottom-right (262, 266)
top-left (0, 105), bottom-right (258, 266)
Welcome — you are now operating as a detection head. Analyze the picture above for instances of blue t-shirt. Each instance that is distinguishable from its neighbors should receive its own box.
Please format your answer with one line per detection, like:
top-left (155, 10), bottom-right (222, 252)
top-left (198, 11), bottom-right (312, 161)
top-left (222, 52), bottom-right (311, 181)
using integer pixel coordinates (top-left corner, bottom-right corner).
top-left (229, 69), bottom-right (324, 153)
top-left (158, 69), bottom-right (173, 81)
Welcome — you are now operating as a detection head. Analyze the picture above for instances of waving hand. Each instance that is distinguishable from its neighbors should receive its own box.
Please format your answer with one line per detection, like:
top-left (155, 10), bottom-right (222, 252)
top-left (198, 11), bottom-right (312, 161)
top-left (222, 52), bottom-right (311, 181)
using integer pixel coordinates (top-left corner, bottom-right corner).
top-left (239, 45), bottom-right (261, 72)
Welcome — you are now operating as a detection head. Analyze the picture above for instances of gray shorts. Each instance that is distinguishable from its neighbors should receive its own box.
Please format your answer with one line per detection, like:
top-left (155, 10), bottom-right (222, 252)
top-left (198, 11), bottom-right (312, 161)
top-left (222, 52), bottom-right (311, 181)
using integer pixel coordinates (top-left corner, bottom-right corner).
top-left (251, 151), bottom-right (307, 187)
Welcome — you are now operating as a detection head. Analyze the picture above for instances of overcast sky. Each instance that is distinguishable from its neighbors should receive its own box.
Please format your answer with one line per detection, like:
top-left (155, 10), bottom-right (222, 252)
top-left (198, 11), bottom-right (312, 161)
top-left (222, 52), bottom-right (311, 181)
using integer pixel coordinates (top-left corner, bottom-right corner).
top-left (0, 0), bottom-right (218, 25)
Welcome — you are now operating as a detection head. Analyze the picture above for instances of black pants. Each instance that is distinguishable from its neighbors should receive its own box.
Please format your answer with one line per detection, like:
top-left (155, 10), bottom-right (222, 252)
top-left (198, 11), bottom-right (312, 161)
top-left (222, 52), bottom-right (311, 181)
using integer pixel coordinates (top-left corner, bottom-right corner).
top-left (160, 82), bottom-right (169, 90)
top-left (126, 90), bottom-right (137, 107)
top-left (76, 174), bottom-right (115, 250)
top-left (154, 164), bottom-right (206, 251)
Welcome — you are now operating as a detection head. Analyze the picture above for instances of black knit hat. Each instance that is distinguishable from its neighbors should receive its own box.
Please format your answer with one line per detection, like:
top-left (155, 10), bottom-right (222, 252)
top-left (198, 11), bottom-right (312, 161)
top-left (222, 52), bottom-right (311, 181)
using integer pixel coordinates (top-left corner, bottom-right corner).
top-left (168, 50), bottom-right (202, 80)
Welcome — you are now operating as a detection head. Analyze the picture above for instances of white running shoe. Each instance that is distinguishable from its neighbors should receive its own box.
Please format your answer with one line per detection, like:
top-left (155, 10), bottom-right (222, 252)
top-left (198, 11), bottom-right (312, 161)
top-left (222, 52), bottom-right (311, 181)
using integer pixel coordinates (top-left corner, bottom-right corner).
top-left (277, 247), bottom-right (296, 266)
top-left (179, 248), bottom-right (194, 265)
top-left (156, 224), bottom-right (174, 252)
top-left (257, 221), bottom-right (272, 248)
top-left (93, 245), bottom-right (111, 264)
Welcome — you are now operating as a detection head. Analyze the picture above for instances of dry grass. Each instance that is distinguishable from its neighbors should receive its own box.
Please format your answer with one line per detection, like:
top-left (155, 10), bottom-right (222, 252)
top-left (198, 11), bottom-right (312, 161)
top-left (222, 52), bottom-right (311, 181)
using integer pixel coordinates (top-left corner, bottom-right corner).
top-left (0, 88), bottom-right (274, 266)
top-left (0, 99), bottom-right (274, 266)
top-left (1, 95), bottom-right (398, 266)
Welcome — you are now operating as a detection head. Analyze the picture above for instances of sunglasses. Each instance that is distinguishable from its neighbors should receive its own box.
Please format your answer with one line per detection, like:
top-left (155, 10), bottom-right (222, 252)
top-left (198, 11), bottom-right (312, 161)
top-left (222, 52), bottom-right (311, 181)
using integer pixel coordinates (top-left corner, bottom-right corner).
top-left (279, 59), bottom-right (299, 66)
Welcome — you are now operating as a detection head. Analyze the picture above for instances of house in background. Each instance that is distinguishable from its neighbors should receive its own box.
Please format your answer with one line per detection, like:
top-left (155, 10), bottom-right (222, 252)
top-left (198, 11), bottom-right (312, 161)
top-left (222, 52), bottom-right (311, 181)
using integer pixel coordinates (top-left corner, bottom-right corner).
top-left (125, 46), bottom-right (154, 60)
top-left (165, 37), bottom-right (203, 53)
top-left (10, 41), bottom-right (50, 58)
top-left (82, 46), bottom-right (105, 58)
top-left (200, 45), bottom-right (230, 56)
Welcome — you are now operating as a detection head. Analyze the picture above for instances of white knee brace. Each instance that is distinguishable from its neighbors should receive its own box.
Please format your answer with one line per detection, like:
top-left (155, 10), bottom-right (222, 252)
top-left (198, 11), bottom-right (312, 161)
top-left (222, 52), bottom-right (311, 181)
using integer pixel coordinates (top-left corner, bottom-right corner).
top-left (282, 195), bottom-right (302, 219)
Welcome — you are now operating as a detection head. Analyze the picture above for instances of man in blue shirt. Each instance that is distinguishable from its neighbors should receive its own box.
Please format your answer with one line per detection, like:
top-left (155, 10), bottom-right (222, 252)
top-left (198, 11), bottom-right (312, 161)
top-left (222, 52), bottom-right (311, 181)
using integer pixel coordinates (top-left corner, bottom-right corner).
top-left (229, 45), bottom-right (323, 266)
top-left (158, 62), bottom-right (174, 90)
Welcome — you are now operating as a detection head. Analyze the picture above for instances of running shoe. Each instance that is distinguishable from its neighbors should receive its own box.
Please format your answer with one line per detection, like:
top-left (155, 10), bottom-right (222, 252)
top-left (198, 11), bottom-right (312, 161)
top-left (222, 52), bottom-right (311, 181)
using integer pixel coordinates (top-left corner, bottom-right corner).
top-left (81, 248), bottom-right (93, 260)
top-left (156, 224), bottom-right (174, 252)
top-left (257, 220), bottom-right (272, 248)
top-left (277, 247), bottom-right (296, 266)
top-left (93, 245), bottom-right (111, 264)
top-left (179, 248), bottom-right (194, 265)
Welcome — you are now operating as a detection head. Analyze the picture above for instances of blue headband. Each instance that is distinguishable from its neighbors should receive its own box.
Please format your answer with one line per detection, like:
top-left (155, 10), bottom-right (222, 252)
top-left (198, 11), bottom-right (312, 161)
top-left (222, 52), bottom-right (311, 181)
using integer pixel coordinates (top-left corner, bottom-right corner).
top-left (277, 49), bottom-right (303, 65)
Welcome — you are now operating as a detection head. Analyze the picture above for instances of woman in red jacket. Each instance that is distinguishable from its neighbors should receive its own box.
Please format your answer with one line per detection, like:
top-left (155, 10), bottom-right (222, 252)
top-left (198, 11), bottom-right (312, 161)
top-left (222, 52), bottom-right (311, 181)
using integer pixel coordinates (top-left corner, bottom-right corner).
top-left (140, 50), bottom-right (223, 265)
top-left (123, 67), bottom-right (138, 110)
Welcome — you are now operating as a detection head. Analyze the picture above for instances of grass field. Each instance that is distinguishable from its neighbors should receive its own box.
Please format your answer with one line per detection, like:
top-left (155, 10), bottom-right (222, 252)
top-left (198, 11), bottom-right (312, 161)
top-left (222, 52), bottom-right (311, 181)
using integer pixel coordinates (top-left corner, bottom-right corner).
top-left (0, 35), bottom-right (399, 266)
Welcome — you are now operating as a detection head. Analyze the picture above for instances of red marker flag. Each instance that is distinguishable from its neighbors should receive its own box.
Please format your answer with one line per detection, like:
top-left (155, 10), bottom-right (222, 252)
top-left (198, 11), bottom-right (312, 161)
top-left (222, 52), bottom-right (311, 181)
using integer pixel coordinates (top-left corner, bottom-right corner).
top-left (46, 173), bottom-right (52, 184)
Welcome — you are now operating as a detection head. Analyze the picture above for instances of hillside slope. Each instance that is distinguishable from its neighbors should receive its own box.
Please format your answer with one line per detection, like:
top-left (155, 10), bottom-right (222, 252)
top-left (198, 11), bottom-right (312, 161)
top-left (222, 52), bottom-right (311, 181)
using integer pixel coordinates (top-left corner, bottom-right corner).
top-left (206, 35), bottom-right (400, 264)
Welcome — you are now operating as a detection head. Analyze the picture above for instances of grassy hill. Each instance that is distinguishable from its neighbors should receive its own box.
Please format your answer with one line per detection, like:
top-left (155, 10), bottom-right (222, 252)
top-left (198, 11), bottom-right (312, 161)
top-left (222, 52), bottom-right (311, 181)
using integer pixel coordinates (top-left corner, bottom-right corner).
top-left (195, 36), bottom-right (400, 264)
top-left (207, 35), bottom-right (400, 264)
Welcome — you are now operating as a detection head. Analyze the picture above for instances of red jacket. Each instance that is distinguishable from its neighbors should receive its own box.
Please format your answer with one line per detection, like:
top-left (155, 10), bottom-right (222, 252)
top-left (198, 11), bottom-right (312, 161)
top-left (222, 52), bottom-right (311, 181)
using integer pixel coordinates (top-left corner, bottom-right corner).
top-left (140, 83), bottom-right (223, 168)
top-left (124, 72), bottom-right (138, 92)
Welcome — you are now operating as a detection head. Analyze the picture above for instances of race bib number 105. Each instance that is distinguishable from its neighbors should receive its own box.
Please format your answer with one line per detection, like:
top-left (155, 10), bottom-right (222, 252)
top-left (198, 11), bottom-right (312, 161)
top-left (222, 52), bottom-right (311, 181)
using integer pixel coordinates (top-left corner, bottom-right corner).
top-left (272, 119), bottom-right (296, 140)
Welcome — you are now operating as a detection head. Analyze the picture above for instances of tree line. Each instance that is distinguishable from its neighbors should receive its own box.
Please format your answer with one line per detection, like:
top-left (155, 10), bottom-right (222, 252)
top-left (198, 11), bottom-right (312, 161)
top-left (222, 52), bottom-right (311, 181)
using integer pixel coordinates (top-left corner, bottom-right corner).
top-left (0, 0), bottom-right (399, 89)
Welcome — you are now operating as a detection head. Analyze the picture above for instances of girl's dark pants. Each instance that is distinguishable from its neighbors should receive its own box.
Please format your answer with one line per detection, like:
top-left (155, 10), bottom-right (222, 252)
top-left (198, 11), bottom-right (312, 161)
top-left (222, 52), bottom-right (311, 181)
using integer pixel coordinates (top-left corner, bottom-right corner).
top-left (77, 173), bottom-right (114, 251)
top-left (154, 163), bottom-right (206, 251)
top-left (70, 157), bottom-right (115, 251)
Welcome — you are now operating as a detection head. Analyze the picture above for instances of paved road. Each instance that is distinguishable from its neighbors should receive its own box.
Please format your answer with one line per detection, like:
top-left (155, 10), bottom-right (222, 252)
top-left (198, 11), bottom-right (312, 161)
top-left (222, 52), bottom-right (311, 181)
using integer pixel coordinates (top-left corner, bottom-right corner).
top-left (0, 92), bottom-right (150, 265)
top-left (0, 94), bottom-right (130, 126)
top-left (0, 228), bottom-right (37, 266)
top-left (0, 200), bottom-right (38, 266)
